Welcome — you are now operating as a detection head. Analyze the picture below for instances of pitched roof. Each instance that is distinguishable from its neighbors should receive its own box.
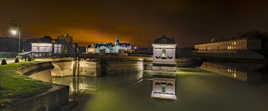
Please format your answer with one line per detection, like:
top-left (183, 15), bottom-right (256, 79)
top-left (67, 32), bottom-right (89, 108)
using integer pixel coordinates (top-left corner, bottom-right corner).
top-left (154, 35), bottom-right (176, 44)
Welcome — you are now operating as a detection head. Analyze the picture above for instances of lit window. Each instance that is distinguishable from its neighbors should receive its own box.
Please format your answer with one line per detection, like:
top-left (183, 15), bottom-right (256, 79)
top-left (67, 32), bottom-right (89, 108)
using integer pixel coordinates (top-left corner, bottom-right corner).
top-left (227, 46), bottom-right (231, 50)
top-left (233, 41), bottom-right (237, 45)
top-left (162, 49), bottom-right (166, 57)
top-left (233, 73), bottom-right (237, 78)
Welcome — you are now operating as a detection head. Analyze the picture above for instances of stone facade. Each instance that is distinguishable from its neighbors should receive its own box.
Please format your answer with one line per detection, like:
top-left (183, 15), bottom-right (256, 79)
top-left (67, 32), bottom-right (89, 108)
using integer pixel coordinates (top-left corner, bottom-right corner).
top-left (194, 39), bottom-right (261, 52)
top-left (193, 38), bottom-right (265, 59)
top-left (86, 35), bottom-right (132, 54)
top-left (51, 61), bottom-right (101, 77)
top-left (193, 38), bottom-right (265, 60)
top-left (152, 35), bottom-right (177, 72)
top-left (31, 43), bottom-right (62, 57)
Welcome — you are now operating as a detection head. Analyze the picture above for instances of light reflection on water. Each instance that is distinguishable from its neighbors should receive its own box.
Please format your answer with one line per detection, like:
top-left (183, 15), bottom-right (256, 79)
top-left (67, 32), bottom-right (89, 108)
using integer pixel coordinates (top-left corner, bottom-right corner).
top-left (39, 61), bottom-right (268, 111)
top-left (52, 61), bottom-right (145, 96)
top-left (200, 62), bottom-right (265, 82)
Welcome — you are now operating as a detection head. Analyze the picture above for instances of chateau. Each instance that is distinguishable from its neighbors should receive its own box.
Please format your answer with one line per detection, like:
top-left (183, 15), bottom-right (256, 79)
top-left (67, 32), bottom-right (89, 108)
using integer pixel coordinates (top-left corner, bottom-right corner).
top-left (86, 35), bottom-right (132, 54)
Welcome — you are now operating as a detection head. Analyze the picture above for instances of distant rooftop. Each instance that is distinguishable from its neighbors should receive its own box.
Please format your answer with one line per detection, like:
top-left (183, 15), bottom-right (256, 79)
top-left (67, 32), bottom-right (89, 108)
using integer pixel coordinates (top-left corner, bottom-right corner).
top-left (195, 31), bottom-right (268, 45)
top-left (154, 35), bottom-right (176, 44)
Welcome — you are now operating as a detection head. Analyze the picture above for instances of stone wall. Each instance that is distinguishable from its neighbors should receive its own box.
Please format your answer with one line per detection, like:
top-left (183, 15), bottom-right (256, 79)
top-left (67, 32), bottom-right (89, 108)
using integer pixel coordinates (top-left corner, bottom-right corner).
top-left (193, 50), bottom-right (265, 60)
top-left (51, 61), bottom-right (101, 77)
top-left (29, 69), bottom-right (52, 82)
top-left (16, 62), bottom-right (53, 76)
top-left (152, 65), bottom-right (176, 72)
top-left (194, 39), bottom-right (262, 51)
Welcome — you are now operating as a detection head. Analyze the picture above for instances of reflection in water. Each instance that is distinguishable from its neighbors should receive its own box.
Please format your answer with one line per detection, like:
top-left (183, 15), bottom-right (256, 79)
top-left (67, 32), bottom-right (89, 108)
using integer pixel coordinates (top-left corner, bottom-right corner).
top-left (29, 60), bottom-right (268, 111)
top-left (70, 77), bottom-right (97, 95)
top-left (136, 61), bottom-right (144, 80)
top-left (52, 77), bottom-right (97, 95)
top-left (151, 77), bottom-right (177, 100)
top-left (201, 62), bottom-right (263, 82)
top-left (52, 61), bottom-right (144, 95)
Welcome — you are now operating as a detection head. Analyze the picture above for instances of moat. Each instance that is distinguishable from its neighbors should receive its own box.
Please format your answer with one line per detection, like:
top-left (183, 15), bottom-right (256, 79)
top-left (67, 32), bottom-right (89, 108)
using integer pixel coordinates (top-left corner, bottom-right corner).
top-left (31, 60), bottom-right (268, 111)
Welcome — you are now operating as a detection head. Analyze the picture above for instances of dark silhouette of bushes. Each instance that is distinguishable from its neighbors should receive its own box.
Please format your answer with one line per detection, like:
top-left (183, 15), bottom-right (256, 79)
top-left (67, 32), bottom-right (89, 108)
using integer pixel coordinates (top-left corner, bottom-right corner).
top-left (28, 57), bottom-right (32, 61)
top-left (15, 58), bottom-right (19, 63)
top-left (1, 59), bottom-right (7, 65)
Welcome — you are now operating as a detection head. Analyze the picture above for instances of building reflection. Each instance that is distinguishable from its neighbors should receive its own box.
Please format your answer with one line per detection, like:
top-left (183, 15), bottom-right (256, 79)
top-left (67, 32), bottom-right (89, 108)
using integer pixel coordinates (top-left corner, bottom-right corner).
top-left (151, 76), bottom-right (177, 100)
top-left (70, 77), bottom-right (97, 95)
top-left (52, 77), bottom-right (97, 95)
top-left (201, 62), bottom-right (263, 82)
top-left (136, 61), bottom-right (144, 81)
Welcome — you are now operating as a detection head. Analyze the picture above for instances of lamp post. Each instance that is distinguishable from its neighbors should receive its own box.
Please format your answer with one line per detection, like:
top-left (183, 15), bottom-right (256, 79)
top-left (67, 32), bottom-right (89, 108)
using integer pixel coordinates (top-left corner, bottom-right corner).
top-left (10, 28), bottom-right (21, 53)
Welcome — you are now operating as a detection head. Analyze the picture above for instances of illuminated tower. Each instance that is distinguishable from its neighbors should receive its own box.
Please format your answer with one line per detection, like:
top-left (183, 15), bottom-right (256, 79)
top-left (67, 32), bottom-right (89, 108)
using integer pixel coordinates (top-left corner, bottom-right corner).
top-left (114, 34), bottom-right (120, 53)
top-left (115, 34), bottom-right (120, 46)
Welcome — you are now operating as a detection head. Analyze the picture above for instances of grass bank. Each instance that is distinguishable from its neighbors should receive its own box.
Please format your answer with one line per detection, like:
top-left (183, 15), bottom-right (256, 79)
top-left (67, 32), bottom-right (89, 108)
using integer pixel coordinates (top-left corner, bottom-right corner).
top-left (0, 62), bottom-right (52, 109)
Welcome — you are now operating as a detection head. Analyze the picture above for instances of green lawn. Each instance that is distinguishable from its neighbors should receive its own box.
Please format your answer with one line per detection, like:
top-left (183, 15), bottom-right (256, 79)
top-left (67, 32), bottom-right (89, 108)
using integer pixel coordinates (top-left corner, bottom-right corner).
top-left (0, 62), bottom-right (52, 109)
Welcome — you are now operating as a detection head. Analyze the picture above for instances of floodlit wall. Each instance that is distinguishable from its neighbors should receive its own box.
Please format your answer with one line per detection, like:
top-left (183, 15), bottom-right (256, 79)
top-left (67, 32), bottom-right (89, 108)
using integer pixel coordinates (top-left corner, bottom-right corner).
top-left (152, 44), bottom-right (177, 72)
top-left (152, 44), bottom-right (176, 64)
top-left (31, 43), bottom-right (62, 57)
top-left (32, 43), bottom-right (53, 53)
top-left (54, 44), bottom-right (62, 54)
top-left (51, 61), bottom-right (101, 77)
top-left (193, 39), bottom-right (264, 59)
top-left (86, 47), bottom-right (96, 54)
top-left (194, 39), bottom-right (261, 53)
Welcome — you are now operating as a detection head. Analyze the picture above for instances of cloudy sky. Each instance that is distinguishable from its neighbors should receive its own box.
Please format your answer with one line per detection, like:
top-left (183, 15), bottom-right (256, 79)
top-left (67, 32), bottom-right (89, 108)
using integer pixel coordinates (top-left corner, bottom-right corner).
top-left (0, 0), bottom-right (268, 47)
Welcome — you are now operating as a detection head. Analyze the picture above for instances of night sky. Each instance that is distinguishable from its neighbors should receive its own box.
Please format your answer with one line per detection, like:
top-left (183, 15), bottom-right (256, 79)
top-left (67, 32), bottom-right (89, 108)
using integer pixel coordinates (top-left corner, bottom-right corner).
top-left (0, 0), bottom-right (268, 47)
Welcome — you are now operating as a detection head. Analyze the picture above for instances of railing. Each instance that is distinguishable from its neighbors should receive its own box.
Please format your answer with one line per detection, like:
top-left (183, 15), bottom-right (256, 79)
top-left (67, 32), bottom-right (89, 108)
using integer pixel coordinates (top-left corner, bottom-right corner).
top-left (0, 52), bottom-right (18, 58)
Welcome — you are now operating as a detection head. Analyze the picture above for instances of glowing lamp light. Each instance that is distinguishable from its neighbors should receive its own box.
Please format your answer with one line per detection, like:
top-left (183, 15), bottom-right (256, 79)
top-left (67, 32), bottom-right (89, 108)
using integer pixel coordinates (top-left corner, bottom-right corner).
top-left (233, 73), bottom-right (237, 78)
top-left (10, 29), bottom-right (17, 35)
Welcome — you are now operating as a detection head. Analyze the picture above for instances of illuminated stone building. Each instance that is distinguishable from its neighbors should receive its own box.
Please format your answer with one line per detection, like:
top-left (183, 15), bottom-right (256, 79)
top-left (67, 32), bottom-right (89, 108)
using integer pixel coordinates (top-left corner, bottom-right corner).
top-left (194, 38), bottom-right (265, 59)
top-left (86, 44), bottom-right (96, 54)
top-left (152, 35), bottom-right (177, 72)
top-left (86, 34), bottom-right (132, 54)
top-left (194, 39), bottom-right (261, 52)
top-left (31, 43), bottom-right (62, 57)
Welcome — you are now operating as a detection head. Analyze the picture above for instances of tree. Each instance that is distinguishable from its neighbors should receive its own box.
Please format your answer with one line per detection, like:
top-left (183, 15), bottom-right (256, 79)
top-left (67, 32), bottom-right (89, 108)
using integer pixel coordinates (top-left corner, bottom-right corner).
top-left (56, 33), bottom-right (74, 54)
top-left (57, 33), bottom-right (73, 43)
top-left (41, 35), bottom-right (53, 43)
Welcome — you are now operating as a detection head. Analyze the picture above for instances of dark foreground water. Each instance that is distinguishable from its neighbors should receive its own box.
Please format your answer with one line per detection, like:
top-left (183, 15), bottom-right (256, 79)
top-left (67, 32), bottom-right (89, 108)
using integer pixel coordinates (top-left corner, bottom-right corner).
top-left (49, 61), bottom-right (268, 111)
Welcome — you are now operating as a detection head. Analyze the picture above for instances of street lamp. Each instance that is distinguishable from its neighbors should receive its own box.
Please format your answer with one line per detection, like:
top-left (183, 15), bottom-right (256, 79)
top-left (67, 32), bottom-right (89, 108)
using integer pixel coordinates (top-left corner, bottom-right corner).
top-left (10, 28), bottom-right (21, 53)
top-left (10, 30), bottom-right (17, 35)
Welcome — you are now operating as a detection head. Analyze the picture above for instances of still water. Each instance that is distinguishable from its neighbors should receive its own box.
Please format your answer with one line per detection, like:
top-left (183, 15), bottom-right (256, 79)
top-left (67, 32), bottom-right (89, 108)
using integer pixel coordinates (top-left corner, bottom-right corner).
top-left (43, 61), bottom-right (268, 111)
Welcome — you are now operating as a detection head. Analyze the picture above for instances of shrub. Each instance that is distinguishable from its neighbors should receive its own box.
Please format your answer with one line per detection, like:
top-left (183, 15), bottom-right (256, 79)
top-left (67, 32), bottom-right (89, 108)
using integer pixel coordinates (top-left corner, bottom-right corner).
top-left (0, 82), bottom-right (2, 90)
top-left (15, 58), bottom-right (19, 63)
top-left (1, 59), bottom-right (7, 65)
top-left (28, 57), bottom-right (32, 61)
